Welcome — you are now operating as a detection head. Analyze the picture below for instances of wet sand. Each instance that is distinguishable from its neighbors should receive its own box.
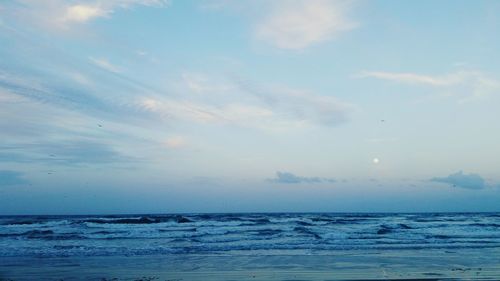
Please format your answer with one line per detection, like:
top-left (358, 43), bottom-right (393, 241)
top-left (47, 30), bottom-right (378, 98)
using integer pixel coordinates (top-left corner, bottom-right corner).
top-left (1, 248), bottom-right (499, 280)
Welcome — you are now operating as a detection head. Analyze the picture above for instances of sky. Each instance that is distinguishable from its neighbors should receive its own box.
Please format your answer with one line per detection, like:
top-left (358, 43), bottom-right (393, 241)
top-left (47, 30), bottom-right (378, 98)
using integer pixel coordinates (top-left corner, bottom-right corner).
top-left (1, 0), bottom-right (500, 214)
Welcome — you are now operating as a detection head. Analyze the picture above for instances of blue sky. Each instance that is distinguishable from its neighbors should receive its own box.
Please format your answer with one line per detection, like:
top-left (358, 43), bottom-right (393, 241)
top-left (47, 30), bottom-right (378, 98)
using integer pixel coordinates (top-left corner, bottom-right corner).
top-left (1, 0), bottom-right (500, 214)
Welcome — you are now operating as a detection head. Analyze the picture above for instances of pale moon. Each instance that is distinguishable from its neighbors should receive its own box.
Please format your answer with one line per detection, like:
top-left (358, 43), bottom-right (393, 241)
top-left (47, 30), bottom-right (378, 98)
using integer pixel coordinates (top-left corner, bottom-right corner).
top-left (373, 158), bottom-right (380, 164)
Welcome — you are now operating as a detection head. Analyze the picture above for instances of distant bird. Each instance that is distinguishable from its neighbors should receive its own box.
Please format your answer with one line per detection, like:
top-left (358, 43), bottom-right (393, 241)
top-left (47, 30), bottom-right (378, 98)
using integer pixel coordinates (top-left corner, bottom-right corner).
top-left (381, 119), bottom-right (385, 122)
top-left (98, 124), bottom-right (103, 127)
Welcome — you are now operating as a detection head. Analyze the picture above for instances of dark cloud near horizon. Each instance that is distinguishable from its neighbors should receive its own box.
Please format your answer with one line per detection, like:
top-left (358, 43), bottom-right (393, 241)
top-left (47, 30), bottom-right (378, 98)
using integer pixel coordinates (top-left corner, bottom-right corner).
top-left (0, 170), bottom-right (28, 186)
top-left (430, 171), bottom-right (486, 189)
top-left (268, 171), bottom-right (336, 184)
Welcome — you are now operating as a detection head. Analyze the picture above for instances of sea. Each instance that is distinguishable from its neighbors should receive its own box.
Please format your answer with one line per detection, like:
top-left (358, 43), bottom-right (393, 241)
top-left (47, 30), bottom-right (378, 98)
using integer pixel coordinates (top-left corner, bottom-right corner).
top-left (1, 213), bottom-right (499, 258)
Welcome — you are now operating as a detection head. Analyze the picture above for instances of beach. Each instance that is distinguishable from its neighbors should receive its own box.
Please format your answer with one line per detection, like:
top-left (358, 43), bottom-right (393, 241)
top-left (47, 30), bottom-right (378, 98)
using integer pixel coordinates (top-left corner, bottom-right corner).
top-left (2, 248), bottom-right (500, 280)
top-left (2, 0), bottom-right (500, 279)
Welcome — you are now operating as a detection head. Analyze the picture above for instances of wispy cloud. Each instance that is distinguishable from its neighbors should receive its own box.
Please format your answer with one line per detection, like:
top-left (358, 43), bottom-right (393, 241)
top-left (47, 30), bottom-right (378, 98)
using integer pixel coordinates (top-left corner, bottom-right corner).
top-left (89, 57), bottom-right (123, 73)
top-left (268, 171), bottom-right (336, 184)
top-left (358, 71), bottom-right (460, 86)
top-left (8, 0), bottom-right (170, 30)
top-left (358, 70), bottom-right (500, 103)
top-left (0, 140), bottom-right (131, 165)
top-left (430, 171), bottom-right (486, 190)
top-left (182, 72), bottom-right (235, 94)
top-left (137, 73), bottom-right (354, 130)
top-left (234, 76), bottom-right (354, 127)
top-left (0, 68), bottom-right (158, 168)
top-left (254, 0), bottom-right (357, 50)
top-left (205, 0), bottom-right (357, 50)
top-left (137, 98), bottom-right (224, 124)
top-left (0, 70), bottom-right (110, 113)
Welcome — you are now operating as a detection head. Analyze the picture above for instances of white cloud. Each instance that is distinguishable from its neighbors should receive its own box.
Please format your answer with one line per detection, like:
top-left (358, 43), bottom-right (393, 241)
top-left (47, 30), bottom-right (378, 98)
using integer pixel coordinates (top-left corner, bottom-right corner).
top-left (62, 4), bottom-right (108, 23)
top-left (358, 70), bottom-right (500, 103)
top-left (11, 0), bottom-right (170, 30)
top-left (89, 57), bottom-right (123, 73)
top-left (61, 0), bottom-right (169, 23)
top-left (254, 0), bottom-right (357, 50)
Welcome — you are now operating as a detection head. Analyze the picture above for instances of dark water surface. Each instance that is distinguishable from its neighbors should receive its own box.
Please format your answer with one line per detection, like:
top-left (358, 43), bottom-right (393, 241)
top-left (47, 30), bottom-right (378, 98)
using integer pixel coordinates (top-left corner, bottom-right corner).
top-left (1, 213), bottom-right (499, 257)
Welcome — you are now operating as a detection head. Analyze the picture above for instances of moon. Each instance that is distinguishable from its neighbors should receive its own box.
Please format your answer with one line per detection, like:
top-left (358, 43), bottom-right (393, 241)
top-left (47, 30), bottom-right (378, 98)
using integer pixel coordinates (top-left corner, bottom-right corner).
top-left (373, 158), bottom-right (380, 164)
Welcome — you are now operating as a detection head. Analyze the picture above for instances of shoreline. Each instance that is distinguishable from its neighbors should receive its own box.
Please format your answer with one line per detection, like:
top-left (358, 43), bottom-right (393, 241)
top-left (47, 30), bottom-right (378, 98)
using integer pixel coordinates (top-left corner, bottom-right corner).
top-left (1, 248), bottom-right (499, 280)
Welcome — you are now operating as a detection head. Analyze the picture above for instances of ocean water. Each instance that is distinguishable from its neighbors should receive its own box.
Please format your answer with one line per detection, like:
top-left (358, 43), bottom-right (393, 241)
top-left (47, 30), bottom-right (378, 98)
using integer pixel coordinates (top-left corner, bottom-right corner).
top-left (1, 213), bottom-right (499, 258)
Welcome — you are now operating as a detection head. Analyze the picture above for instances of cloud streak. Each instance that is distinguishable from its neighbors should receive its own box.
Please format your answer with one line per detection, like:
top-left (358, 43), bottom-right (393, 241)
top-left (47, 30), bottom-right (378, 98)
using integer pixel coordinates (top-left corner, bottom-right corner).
top-left (0, 140), bottom-right (131, 165)
top-left (430, 171), bottom-right (486, 190)
top-left (10, 0), bottom-right (170, 30)
top-left (89, 57), bottom-right (123, 73)
top-left (358, 70), bottom-right (500, 102)
top-left (269, 171), bottom-right (336, 184)
top-left (137, 73), bottom-right (354, 131)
